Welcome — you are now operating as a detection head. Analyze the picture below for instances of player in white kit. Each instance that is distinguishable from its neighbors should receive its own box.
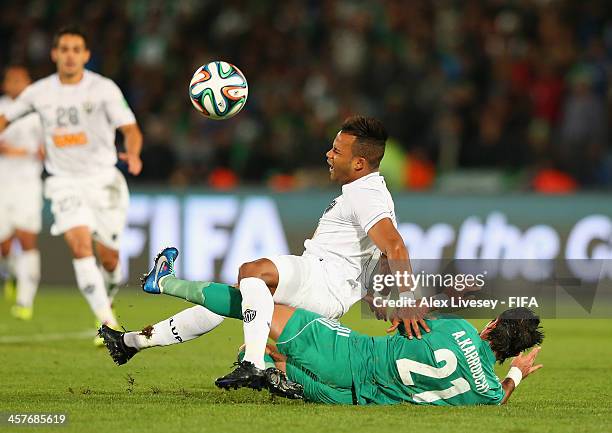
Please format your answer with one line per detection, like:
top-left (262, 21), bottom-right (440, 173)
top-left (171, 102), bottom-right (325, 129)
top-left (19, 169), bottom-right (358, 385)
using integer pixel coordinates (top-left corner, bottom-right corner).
top-left (99, 116), bottom-right (428, 389)
top-left (0, 65), bottom-right (44, 320)
top-left (0, 27), bottom-right (143, 344)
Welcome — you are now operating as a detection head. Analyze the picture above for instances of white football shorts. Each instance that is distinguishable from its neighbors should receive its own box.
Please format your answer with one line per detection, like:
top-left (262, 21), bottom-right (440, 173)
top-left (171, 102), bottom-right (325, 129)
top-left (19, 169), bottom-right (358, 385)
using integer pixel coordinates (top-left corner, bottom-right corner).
top-left (0, 180), bottom-right (43, 241)
top-left (44, 167), bottom-right (129, 250)
top-left (267, 253), bottom-right (365, 319)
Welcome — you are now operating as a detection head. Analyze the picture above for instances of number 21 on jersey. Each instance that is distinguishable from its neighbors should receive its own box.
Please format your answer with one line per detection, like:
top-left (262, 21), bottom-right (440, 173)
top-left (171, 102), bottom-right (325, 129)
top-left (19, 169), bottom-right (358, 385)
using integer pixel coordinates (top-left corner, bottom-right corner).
top-left (396, 349), bottom-right (471, 403)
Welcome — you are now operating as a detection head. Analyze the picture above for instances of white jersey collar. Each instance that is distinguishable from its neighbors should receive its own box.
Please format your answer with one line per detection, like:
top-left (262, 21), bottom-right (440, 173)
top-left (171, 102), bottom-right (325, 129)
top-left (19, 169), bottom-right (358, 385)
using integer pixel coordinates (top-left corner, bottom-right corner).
top-left (54, 70), bottom-right (91, 87)
top-left (342, 171), bottom-right (381, 191)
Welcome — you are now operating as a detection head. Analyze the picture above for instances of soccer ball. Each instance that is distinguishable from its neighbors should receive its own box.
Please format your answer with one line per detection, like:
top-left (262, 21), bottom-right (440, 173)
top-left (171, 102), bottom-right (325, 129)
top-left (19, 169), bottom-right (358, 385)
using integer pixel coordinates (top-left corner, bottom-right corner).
top-left (189, 61), bottom-right (248, 120)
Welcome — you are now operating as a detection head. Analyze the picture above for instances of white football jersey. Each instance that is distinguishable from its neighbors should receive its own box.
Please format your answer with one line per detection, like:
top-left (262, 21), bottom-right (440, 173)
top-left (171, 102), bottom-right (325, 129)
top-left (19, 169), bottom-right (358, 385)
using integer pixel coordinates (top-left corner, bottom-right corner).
top-left (304, 172), bottom-right (396, 290)
top-left (0, 95), bottom-right (43, 182)
top-left (3, 70), bottom-right (136, 177)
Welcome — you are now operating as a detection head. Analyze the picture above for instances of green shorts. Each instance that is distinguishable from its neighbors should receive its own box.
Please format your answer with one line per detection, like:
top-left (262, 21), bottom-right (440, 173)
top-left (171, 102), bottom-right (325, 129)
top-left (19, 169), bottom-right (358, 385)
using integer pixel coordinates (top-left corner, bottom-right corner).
top-left (276, 309), bottom-right (359, 405)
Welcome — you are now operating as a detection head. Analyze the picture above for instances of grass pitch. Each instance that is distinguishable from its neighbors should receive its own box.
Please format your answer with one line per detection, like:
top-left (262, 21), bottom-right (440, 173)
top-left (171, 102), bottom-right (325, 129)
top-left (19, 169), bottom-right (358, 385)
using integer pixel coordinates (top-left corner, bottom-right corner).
top-left (1, 286), bottom-right (611, 433)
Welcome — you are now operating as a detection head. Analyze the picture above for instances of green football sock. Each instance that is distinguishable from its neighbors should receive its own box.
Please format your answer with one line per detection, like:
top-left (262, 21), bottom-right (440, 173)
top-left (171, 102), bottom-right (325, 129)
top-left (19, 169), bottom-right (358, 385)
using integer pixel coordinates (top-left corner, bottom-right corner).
top-left (160, 276), bottom-right (243, 320)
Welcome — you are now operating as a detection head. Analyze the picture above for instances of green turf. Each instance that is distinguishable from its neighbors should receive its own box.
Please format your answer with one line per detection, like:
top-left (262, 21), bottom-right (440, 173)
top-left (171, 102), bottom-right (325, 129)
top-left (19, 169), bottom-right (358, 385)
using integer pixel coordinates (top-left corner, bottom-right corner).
top-left (1, 286), bottom-right (611, 433)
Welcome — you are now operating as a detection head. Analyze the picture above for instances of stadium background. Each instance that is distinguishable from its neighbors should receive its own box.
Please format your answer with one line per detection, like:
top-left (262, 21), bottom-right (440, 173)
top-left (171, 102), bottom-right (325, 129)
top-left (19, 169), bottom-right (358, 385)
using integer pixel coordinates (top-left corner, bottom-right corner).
top-left (2, 0), bottom-right (612, 283)
top-left (1, 2), bottom-right (611, 432)
top-left (2, 0), bottom-right (611, 190)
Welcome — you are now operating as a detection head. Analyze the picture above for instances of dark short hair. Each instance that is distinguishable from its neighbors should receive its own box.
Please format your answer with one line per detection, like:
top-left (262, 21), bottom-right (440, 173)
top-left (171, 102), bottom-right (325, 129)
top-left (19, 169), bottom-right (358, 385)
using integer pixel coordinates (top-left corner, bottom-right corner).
top-left (341, 115), bottom-right (388, 168)
top-left (53, 26), bottom-right (88, 49)
top-left (488, 308), bottom-right (544, 363)
top-left (3, 63), bottom-right (30, 78)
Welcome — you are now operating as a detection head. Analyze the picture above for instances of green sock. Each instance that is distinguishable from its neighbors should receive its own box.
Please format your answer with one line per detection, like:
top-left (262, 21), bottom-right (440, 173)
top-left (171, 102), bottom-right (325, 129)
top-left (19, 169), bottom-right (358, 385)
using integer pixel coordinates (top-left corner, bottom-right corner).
top-left (161, 276), bottom-right (243, 320)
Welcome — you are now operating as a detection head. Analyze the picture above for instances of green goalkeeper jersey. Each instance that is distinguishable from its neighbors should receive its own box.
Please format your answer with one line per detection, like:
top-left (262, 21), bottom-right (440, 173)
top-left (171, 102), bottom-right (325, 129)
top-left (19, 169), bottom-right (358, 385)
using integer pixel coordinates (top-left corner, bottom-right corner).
top-left (350, 316), bottom-right (505, 406)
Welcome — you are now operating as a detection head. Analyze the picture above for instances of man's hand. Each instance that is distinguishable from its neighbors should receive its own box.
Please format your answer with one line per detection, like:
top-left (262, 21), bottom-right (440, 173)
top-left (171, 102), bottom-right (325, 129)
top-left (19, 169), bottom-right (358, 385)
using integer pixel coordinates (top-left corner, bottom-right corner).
top-left (511, 346), bottom-right (543, 379)
top-left (501, 346), bottom-right (543, 404)
top-left (118, 152), bottom-right (142, 175)
top-left (266, 343), bottom-right (287, 373)
top-left (386, 305), bottom-right (431, 339)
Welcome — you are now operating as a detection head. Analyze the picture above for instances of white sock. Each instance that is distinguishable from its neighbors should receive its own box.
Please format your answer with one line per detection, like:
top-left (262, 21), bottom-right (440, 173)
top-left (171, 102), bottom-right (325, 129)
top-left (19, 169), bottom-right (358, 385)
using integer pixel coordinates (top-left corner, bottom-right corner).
top-left (239, 277), bottom-right (273, 370)
top-left (100, 262), bottom-right (122, 301)
top-left (8, 252), bottom-right (17, 276)
top-left (0, 254), bottom-right (9, 279)
top-left (123, 305), bottom-right (224, 350)
top-left (1, 252), bottom-right (16, 279)
top-left (15, 249), bottom-right (40, 308)
top-left (73, 256), bottom-right (118, 327)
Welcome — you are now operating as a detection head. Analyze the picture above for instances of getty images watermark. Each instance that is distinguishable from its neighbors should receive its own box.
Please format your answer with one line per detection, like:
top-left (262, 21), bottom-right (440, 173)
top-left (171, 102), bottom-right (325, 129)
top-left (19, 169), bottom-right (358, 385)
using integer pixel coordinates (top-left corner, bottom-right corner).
top-left (361, 259), bottom-right (612, 319)
top-left (368, 269), bottom-right (527, 310)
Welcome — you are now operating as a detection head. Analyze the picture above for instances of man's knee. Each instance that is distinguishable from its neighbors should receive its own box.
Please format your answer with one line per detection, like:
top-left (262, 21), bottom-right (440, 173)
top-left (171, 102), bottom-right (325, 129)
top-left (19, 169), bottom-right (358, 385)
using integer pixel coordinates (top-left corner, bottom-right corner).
top-left (70, 242), bottom-right (93, 258)
top-left (65, 229), bottom-right (93, 258)
top-left (238, 259), bottom-right (278, 289)
top-left (15, 231), bottom-right (37, 251)
top-left (0, 238), bottom-right (11, 257)
top-left (238, 260), bottom-right (267, 281)
top-left (100, 252), bottom-right (119, 272)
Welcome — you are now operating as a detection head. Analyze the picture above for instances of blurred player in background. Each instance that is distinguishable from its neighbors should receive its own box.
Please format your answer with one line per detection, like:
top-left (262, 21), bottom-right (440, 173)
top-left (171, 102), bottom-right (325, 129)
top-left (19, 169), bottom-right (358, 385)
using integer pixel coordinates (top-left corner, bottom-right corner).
top-left (0, 65), bottom-right (44, 320)
top-left (0, 26), bottom-right (143, 344)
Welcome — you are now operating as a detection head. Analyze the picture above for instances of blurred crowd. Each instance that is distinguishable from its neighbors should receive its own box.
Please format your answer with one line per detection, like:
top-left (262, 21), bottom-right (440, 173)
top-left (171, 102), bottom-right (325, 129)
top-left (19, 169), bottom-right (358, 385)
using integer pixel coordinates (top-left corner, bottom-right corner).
top-left (1, 0), bottom-right (611, 191)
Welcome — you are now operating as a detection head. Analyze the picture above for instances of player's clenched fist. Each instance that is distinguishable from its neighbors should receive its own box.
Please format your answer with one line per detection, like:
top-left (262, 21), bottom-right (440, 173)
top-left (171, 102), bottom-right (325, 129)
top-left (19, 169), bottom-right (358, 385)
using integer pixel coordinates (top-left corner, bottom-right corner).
top-left (118, 152), bottom-right (143, 176)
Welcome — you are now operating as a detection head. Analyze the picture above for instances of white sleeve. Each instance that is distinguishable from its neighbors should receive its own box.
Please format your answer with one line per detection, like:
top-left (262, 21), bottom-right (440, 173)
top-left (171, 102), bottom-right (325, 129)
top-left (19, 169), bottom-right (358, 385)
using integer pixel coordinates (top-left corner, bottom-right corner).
top-left (103, 80), bottom-right (136, 128)
top-left (344, 186), bottom-right (393, 233)
top-left (2, 86), bottom-right (36, 122)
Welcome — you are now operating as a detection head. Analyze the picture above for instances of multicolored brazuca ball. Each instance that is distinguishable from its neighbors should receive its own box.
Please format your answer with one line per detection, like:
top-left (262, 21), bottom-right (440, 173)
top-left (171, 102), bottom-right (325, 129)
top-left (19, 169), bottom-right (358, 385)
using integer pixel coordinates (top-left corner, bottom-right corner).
top-left (189, 61), bottom-right (248, 120)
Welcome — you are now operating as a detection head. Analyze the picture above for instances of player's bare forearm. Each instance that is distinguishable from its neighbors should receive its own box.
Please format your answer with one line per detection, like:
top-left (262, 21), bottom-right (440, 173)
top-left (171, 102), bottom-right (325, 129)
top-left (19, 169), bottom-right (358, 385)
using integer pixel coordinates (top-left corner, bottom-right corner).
top-left (367, 218), bottom-right (413, 290)
top-left (121, 123), bottom-right (143, 157)
top-left (265, 343), bottom-right (287, 373)
top-left (367, 218), bottom-right (430, 337)
top-left (384, 239), bottom-right (409, 262)
top-left (118, 123), bottom-right (143, 175)
top-left (500, 378), bottom-right (516, 404)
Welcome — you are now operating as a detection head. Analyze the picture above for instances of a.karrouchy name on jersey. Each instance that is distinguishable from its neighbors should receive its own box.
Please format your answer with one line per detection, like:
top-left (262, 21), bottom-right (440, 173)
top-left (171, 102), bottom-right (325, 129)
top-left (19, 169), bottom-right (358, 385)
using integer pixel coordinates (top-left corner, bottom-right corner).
top-left (351, 317), bottom-right (505, 406)
top-left (303, 172), bottom-right (396, 306)
top-left (0, 95), bottom-right (43, 182)
top-left (3, 70), bottom-right (136, 177)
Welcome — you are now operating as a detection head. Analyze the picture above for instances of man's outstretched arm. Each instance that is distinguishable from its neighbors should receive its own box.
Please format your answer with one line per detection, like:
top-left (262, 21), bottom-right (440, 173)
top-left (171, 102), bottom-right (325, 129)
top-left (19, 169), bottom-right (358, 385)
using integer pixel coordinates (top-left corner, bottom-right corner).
top-left (1, 88), bottom-right (36, 132)
top-left (500, 347), bottom-right (543, 404)
top-left (367, 218), bottom-right (430, 339)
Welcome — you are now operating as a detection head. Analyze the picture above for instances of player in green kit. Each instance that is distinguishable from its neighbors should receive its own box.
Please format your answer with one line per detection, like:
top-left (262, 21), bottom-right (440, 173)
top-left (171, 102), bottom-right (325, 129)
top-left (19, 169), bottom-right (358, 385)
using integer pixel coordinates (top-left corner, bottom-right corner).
top-left (264, 306), bottom-right (543, 405)
top-left (101, 272), bottom-right (543, 405)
